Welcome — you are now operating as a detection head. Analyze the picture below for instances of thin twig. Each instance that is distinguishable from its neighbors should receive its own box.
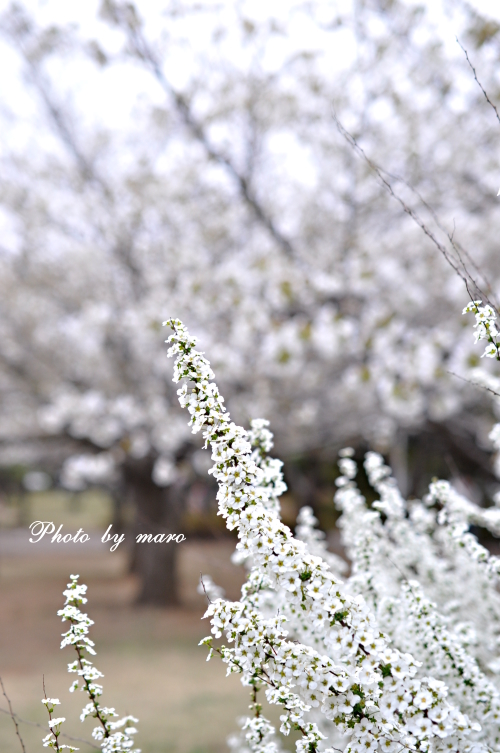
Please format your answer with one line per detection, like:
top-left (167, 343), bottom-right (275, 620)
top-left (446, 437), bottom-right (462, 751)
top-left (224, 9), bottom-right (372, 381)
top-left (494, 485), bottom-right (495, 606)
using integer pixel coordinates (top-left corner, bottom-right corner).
top-left (42, 676), bottom-right (80, 752)
top-left (332, 111), bottom-right (497, 314)
top-left (386, 554), bottom-right (409, 584)
top-left (379, 166), bottom-right (500, 313)
top-left (42, 675), bottom-right (62, 753)
top-left (447, 370), bottom-right (500, 399)
top-left (0, 676), bottom-right (26, 753)
top-left (0, 706), bottom-right (100, 749)
top-left (199, 572), bottom-right (213, 604)
top-left (111, 8), bottom-right (298, 261)
top-left (457, 38), bottom-right (500, 126)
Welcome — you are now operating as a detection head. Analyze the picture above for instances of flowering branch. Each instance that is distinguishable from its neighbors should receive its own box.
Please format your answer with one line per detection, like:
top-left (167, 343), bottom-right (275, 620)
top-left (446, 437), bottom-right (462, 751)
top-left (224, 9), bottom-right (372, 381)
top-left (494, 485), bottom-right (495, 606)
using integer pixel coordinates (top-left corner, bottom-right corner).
top-left (165, 317), bottom-right (485, 753)
top-left (463, 301), bottom-right (500, 360)
top-left (57, 575), bottom-right (140, 753)
top-left (41, 679), bottom-right (78, 753)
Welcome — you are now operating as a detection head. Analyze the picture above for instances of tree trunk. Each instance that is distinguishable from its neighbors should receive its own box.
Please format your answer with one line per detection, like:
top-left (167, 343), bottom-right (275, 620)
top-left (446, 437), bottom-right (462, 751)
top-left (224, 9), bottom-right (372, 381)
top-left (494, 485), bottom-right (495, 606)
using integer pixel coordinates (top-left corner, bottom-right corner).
top-left (390, 429), bottom-right (408, 498)
top-left (123, 459), bottom-right (184, 607)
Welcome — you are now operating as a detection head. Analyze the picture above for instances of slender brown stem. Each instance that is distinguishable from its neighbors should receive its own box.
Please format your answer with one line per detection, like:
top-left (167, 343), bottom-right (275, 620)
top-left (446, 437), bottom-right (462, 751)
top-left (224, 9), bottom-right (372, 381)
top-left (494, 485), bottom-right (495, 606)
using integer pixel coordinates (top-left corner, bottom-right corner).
top-left (0, 707), bottom-right (99, 749)
top-left (199, 573), bottom-right (213, 604)
top-left (69, 622), bottom-right (110, 739)
top-left (332, 111), bottom-right (498, 315)
top-left (43, 675), bottom-right (62, 752)
top-left (457, 38), bottom-right (500, 127)
top-left (448, 370), bottom-right (500, 397)
top-left (0, 676), bottom-right (26, 753)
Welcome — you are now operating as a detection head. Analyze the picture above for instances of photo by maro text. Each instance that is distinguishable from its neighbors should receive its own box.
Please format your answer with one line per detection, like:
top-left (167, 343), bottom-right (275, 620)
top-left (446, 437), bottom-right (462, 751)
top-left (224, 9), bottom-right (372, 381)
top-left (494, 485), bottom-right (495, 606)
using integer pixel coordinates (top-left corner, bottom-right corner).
top-left (28, 521), bottom-right (186, 551)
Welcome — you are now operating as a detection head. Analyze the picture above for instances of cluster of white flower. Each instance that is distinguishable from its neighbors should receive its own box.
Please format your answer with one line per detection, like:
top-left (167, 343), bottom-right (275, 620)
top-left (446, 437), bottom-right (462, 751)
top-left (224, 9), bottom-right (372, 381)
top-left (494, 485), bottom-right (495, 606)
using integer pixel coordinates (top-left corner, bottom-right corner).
top-left (60, 452), bottom-right (118, 491)
top-left (335, 453), bottom-right (500, 687)
top-left (41, 697), bottom-right (78, 752)
top-left (166, 318), bottom-right (498, 753)
top-left (228, 712), bottom-right (287, 753)
top-left (38, 390), bottom-right (190, 491)
top-left (463, 301), bottom-right (500, 360)
top-left (41, 575), bottom-right (140, 753)
top-left (295, 506), bottom-right (347, 579)
top-left (334, 451), bottom-right (500, 745)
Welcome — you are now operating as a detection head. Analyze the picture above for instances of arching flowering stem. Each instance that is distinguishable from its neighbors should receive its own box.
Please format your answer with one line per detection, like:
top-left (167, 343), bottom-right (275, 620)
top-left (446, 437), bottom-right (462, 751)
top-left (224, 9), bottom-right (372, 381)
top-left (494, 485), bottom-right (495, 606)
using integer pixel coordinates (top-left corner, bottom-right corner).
top-left (165, 318), bottom-right (482, 753)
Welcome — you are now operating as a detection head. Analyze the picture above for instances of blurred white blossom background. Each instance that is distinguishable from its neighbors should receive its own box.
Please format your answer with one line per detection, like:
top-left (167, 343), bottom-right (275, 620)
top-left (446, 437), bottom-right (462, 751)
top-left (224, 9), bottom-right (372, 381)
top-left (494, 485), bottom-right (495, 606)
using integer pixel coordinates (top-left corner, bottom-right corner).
top-left (1, 0), bottom-right (500, 603)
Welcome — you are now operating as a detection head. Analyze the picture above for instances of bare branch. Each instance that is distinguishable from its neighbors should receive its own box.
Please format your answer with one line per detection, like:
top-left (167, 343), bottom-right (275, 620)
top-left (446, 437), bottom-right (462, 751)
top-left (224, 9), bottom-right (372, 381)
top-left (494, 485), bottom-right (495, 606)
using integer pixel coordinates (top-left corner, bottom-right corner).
top-left (0, 705), bottom-right (101, 750)
top-left (457, 38), bottom-right (500, 127)
top-left (332, 111), bottom-right (498, 314)
top-left (0, 9), bottom-right (104, 189)
top-left (110, 5), bottom-right (297, 259)
top-left (447, 370), bottom-right (500, 399)
top-left (379, 166), bottom-right (500, 313)
top-left (0, 676), bottom-right (26, 753)
top-left (199, 572), bottom-right (213, 604)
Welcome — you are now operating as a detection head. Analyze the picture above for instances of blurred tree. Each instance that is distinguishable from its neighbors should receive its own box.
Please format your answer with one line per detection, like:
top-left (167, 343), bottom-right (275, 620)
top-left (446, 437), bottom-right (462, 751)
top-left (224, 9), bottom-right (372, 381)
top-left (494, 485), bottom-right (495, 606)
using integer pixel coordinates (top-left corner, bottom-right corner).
top-left (1, 0), bottom-right (500, 603)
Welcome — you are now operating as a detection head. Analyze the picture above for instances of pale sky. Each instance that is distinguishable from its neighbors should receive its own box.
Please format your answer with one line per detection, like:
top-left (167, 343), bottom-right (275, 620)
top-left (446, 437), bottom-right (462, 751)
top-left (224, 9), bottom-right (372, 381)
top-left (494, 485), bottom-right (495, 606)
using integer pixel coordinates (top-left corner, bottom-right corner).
top-left (0, 0), bottom-right (499, 167)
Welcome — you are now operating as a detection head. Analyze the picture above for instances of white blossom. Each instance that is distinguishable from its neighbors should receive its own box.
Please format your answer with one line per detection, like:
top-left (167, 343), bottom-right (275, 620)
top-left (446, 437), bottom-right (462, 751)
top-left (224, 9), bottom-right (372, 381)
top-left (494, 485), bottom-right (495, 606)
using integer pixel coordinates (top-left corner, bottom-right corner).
top-left (167, 318), bottom-right (495, 753)
top-left (40, 575), bottom-right (141, 753)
